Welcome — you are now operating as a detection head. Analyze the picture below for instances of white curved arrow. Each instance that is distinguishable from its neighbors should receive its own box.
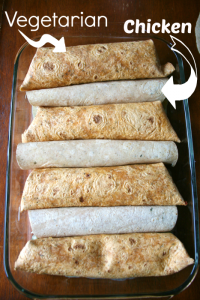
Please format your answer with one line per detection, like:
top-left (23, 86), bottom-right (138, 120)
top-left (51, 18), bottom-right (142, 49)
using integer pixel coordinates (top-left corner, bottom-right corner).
top-left (18, 30), bottom-right (66, 52)
top-left (161, 35), bottom-right (197, 109)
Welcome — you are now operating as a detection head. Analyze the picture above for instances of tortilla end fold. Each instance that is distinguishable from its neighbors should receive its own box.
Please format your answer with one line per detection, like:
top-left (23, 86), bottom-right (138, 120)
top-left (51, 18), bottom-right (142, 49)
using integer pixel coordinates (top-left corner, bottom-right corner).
top-left (171, 142), bottom-right (178, 167)
top-left (162, 62), bottom-right (175, 77)
top-left (164, 240), bottom-right (194, 275)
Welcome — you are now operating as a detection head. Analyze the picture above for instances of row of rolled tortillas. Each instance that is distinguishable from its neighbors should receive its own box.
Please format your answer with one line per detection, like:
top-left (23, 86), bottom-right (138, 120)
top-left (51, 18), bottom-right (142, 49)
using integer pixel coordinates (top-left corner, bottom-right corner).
top-left (15, 233), bottom-right (194, 278)
top-left (16, 40), bottom-right (192, 279)
top-left (23, 163), bottom-right (183, 239)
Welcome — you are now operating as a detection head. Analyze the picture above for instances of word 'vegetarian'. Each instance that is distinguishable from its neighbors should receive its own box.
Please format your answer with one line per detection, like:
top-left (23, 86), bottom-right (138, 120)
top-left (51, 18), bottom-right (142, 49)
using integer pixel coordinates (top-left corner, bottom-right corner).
top-left (5, 11), bottom-right (108, 31)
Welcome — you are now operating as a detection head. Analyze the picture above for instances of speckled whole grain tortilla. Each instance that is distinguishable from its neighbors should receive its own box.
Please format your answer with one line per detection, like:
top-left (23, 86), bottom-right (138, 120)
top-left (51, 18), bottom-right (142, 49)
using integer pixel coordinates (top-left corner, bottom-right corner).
top-left (20, 40), bottom-right (175, 91)
top-left (15, 233), bottom-right (194, 278)
top-left (20, 163), bottom-right (184, 211)
top-left (26, 79), bottom-right (167, 107)
top-left (16, 140), bottom-right (179, 170)
top-left (22, 102), bottom-right (180, 143)
top-left (28, 206), bottom-right (178, 238)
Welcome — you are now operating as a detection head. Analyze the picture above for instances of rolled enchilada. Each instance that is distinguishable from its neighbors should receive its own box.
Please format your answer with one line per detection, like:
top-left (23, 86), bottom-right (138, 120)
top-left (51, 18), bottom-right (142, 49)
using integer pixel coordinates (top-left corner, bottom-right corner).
top-left (20, 40), bottom-right (175, 91)
top-left (16, 140), bottom-right (179, 170)
top-left (26, 79), bottom-right (167, 107)
top-left (21, 163), bottom-right (184, 211)
top-left (28, 206), bottom-right (178, 238)
top-left (22, 102), bottom-right (180, 143)
top-left (15, 233), bottom-right (194, 278)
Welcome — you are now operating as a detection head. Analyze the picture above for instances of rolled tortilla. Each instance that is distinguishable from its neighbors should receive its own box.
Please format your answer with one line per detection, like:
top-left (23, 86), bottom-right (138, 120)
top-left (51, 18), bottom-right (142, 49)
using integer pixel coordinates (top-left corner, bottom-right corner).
top-left (28, 206), bottom-right (178, 238)
top-left (22, 102), bottom-right (180, 143)
top-left (21, 164), bottom-right (185, 211)
top-left (26, 79), bottom-right (167, 107)
top-left (16, 140), bottom-right (178, 170)
top-left (15, 233), bottom-right (194, 278)
top-left (32, 106), bottom-right (38, 119)
top-left (20, 40), bottom-right (175, 91)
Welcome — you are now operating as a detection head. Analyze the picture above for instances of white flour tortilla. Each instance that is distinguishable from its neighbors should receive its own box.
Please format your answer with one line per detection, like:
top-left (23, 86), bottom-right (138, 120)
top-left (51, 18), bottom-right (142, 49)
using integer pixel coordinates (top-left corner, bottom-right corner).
top-left (26, 79), bottom-right (167, 107)
top-left (16, 140), bottom-right (178, 170)
top-left (28, 206), bottom-right (178, 238)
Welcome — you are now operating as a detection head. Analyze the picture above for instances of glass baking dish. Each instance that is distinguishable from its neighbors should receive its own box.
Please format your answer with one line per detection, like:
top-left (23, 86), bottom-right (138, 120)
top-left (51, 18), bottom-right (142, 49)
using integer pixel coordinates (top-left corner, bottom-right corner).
top-left (4, 29), bottom-right (199, 299)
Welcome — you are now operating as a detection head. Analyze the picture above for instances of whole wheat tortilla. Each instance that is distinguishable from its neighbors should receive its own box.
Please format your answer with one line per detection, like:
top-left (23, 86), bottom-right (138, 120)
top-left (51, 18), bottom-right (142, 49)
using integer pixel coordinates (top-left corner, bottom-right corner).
top-left (28, 206), bottom-right (178, 238)
top-left (20, 40), bottom-right (175, 91)
top-left (22, 102), bottom-right (180, 143)
top-left (21, 163), bottom-right (184, 211)
top-left (26, 79), bottom-right (167, 107)
top-left (16, 140), bottom-right (178, 170)
top-left (15, 233), bottom-right (194, 278)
